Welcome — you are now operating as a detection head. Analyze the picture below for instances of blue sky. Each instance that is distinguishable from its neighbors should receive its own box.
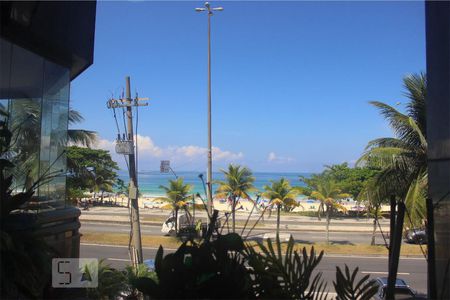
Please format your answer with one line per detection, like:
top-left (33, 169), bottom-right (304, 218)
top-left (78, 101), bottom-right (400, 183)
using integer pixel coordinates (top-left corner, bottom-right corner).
top-left (71, 1), bottom-right (425, 173)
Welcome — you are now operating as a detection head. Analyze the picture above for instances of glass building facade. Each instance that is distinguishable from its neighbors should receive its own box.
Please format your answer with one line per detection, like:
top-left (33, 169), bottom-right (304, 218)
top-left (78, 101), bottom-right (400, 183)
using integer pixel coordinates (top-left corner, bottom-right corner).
top-left (0, 0), bottom-right (96, 261)
top-left (1, 37), bottom-right (70, 210)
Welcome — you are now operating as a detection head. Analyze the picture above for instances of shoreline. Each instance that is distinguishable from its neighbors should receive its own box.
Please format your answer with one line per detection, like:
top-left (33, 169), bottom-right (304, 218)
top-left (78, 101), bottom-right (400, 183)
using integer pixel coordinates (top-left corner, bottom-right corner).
top-left (79, 194), bottom-right (391, 213)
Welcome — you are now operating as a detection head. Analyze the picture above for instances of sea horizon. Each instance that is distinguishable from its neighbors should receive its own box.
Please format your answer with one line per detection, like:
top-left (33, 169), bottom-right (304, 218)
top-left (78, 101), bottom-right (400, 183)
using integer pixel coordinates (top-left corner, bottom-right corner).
top-left (118, 170), bottom-right (313, 198)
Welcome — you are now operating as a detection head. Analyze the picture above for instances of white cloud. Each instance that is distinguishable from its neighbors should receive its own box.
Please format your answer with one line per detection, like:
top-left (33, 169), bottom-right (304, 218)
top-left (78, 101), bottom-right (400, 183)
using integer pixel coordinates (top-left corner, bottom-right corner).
top-left (174, 145), bottom-right (205, 158)
top-left (171, 145), bottom-right (243, 161)
top-left (213, 147), bottom-right (244, 161)
top-left (94, 138), bottom-right (115, 151)
top-left (268, 152), bottom-right (277, 162)
top-left (135, 134), bottom-right (163, 157)
top-left (267, 151), bottom-right (294, 163)
top-left (93, 135), bottom-right (244, 168)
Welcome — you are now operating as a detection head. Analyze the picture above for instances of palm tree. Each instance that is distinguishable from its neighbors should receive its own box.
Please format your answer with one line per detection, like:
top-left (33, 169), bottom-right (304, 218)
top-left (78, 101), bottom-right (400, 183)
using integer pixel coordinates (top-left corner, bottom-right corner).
top-left (114, 178), bottom-right (127, 205)
top-left (67, 108), bottom-right (97, 147)
top-left (358, 178), bottom-right (386, 245)
top-left (215, 164), bottom-right (256, 233)
top-left (7, 99), bottom-right (41, 188)
top-left (309, 178), bottom-right (349, 244)
top-left (358, 73), bottom-right (427, 228)
top-left (157, 178), bottom-right (193, 234)
top-left (90, 174), bottom-right (115, 203)
top-left (262, 178), bottom-right (299, 236)
top-left (1, 102), bottom-right (96, 189)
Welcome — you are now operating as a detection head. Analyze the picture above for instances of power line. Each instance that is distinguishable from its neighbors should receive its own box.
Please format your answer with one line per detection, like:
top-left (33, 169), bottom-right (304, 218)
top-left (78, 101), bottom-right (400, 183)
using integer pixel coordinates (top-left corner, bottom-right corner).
top-left (106, 77), bottom-right (149, 267)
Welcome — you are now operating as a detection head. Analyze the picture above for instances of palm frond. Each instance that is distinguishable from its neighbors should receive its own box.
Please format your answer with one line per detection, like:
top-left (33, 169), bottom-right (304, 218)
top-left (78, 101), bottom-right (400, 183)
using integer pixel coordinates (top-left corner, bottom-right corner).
top-left (68, 108), bottom-right (85, 124)
top-left (403, 72), bottom-right (426, 135)
top-left (369, 101), bottom-right (422, 149)
top-left (365, 137), bottom-right (409, 150)
top-left (245, 235), bottom-right (328, 299)
top-left (68, 129), bottom-right (97, 147)
top-left (333, 265), bottom-right (378, 300)
top-left (404, 172), bottom-right (427, 228)
top-left (408, 117), bottom-right (427, 149)
top-left (357, 147), bottom-right (406, 168)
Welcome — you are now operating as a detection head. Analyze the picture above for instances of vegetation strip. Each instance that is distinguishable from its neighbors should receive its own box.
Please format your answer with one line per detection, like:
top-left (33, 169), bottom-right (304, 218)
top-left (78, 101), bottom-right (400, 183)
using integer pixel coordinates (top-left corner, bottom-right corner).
top-left (81, 233), bottom-right (424, 256)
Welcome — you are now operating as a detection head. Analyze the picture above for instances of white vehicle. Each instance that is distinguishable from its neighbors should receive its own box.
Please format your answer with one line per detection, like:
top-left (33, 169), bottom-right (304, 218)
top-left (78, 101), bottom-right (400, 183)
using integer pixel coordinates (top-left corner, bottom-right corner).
top-left (161, 211), bottom-right (221, 238)
top-left (161, 212), bottom-right (194, 235)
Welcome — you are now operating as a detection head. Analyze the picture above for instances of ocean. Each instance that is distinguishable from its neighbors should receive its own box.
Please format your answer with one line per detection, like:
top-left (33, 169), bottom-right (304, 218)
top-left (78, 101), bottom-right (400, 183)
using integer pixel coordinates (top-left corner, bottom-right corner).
top-left (118, 171), bottom-right (311, 198)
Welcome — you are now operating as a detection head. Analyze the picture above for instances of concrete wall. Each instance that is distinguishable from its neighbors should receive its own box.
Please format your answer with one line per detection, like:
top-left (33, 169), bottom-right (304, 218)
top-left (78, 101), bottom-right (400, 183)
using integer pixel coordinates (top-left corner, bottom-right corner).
top-left (425, 1), bottom-right (450, 298)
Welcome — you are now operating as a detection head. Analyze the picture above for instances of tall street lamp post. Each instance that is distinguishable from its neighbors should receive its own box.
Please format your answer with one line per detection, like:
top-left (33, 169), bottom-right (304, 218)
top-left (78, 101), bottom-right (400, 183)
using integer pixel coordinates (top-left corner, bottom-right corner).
top-left (195, 2), bottom-right (223, 216)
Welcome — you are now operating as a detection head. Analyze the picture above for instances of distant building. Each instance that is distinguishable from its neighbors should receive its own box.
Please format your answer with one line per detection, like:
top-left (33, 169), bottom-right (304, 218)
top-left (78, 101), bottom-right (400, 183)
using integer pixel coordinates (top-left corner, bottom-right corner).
top-left (0, 1), bottom-right (97, 257)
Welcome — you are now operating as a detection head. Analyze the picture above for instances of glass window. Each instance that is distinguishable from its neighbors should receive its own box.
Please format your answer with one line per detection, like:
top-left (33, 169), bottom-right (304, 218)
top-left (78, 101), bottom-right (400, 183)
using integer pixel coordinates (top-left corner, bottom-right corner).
top-left (0, 37), bottom-right (70, 212)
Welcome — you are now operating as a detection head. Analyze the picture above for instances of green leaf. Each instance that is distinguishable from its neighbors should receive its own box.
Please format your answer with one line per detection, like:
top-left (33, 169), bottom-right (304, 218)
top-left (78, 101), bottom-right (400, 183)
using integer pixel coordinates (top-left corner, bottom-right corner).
top-left (132, 277), bottom-right (159, 296)
top-left (217, 232), bottom-right (244, 252)
top-left (155, 245), bottom-right (164, 277)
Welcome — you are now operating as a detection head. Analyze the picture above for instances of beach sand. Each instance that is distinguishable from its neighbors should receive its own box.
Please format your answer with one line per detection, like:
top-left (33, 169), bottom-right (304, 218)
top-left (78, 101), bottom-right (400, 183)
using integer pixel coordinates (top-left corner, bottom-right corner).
top-left (81, 194), bottom-right (391, 213)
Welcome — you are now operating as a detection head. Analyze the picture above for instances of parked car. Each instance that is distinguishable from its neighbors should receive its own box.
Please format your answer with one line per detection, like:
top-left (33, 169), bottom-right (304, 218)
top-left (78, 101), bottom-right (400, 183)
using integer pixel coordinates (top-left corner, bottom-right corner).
top-left (404, 228), bottom-right (427, 244)
top-left (372, 277), bottom-right (417, 300)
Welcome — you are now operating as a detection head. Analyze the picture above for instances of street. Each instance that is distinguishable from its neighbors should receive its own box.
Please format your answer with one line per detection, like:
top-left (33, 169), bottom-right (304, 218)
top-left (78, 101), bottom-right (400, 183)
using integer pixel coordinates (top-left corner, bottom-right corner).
top-left (80, 243), bottom-right (427, 294)
top-left (80, 221), bottom-right (388, 245)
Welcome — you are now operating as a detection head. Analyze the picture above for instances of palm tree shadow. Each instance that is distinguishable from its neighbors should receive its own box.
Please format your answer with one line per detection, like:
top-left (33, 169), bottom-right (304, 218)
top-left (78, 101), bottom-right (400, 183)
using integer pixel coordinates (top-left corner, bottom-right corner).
top-left (291, 239), bottom-right (313, 245)
top-left (243, 234), bottom-right (313, 245)
top-left (330, 240), bottom-right (355, 245)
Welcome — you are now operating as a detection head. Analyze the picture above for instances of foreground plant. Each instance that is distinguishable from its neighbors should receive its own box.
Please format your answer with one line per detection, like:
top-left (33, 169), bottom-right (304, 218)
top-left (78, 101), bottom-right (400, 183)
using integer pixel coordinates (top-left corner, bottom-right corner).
top-left (132, 233), bottom-right (252, 299)
top-left (334, 265), bottom-right (378, 300)
top-left (245, 235), bottom-right (328, 299)
top-left (86, 259), bottom-right (126, 300)
top-left (0, 117), bottom-right (55, 299)
top-left (86, 260), bottom-right (156, 300)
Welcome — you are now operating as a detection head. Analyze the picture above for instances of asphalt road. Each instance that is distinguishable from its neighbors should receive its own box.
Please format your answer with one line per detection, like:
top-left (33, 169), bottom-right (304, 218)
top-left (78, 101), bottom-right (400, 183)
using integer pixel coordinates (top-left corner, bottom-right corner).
top-left (82, 208), bottom-right (390, 226)
top-left (80, 222), bottom-right (387, 245)
top-left (80, 243), bottom-right (427, 294)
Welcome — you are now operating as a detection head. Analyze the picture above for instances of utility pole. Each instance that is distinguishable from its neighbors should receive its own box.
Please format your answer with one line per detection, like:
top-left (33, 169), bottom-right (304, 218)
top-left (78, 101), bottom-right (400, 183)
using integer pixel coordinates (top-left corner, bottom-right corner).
top-left (107, 76), bottom-right (148, 267)
top-left (195, 2), bottom-right (223, 216)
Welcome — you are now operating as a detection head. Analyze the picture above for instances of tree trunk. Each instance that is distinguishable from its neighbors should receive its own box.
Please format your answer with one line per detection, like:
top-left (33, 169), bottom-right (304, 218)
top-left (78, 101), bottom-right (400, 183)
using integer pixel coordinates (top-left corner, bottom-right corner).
top-left (386, 201), bottom-right (405, 300)
top-left (371, 205), bottom-right (379, 246)
top-left (175, 208), bottom-right (179, 234)
top-left (101, 191), bottom-right (104, 203)
top-left (277, 204), bottom-right (281, 237)
top-left (371, 219), bottom-right (377, 246)
top-left (326, 205), bottom-right (330, 244)
top-left (318, 202), bottom-right (323, 221)
top-left (388, 195), bottom-right (396, 267)
top-left (232, 196), bottom-right (236, 233)
top-left (356, 201), bottom-right (360, 220)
